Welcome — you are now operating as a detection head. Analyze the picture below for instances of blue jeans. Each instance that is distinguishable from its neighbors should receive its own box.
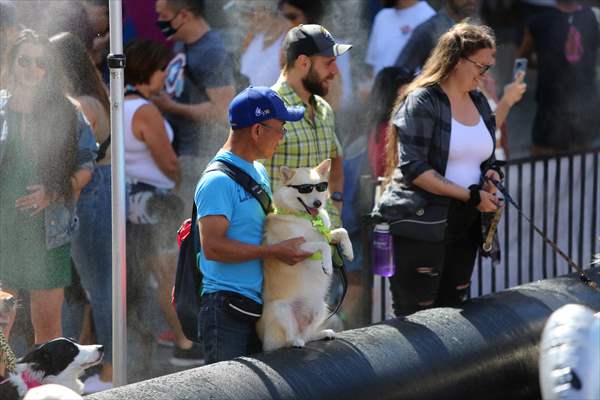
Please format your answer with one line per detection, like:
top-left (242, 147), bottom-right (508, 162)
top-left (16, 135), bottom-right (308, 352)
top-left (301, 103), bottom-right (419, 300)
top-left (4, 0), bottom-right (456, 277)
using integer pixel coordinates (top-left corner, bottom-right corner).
top-left (199, 292), bottom-right (262, 365)
top-left (71, 165), bottom-right (112, 362)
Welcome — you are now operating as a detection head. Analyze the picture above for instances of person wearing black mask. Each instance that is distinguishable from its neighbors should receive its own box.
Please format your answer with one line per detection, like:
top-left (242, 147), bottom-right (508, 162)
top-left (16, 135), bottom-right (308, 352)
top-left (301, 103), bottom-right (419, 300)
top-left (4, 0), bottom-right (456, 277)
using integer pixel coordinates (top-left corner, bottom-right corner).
top-left (154, 0), bottom-right (236, 226)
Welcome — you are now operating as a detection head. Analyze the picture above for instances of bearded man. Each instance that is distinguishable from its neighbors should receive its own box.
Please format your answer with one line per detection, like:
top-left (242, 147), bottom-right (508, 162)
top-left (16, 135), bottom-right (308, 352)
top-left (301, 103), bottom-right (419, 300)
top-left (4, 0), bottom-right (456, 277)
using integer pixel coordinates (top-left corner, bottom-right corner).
top-left (261, 24), bottom-right (352, 227)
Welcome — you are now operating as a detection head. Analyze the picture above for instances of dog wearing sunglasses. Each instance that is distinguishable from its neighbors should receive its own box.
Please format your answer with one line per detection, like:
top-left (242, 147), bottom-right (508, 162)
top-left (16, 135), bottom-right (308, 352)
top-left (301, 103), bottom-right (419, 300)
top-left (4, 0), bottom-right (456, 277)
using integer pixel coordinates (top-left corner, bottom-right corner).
top-left (257, 159), bottom-right (353, 351)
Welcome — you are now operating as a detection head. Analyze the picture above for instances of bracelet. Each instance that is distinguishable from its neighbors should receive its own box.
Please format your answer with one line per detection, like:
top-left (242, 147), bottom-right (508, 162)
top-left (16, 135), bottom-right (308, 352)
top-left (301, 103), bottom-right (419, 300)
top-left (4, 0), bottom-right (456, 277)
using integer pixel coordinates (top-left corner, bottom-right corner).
top-left (465, 184), bottom-right (481, 208)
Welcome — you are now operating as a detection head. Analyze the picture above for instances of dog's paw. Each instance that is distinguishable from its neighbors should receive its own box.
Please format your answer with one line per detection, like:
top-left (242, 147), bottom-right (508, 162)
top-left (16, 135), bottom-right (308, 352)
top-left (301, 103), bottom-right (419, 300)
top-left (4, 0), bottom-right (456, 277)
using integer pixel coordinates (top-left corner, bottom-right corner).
top-left (340, 239), bottom-right (354, 261)
top-left (292, 338), bottom-right (306, 348)
top-left (321, 329), bottom-right (336, 340)
top-left (322, 261), bottom-right (333, 275)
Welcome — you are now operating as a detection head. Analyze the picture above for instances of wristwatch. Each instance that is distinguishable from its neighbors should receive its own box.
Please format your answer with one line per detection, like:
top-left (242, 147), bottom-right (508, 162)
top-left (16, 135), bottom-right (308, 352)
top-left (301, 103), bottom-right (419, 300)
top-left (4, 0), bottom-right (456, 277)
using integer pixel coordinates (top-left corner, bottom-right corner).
top-left (331, 191), bottom-right (343, 202)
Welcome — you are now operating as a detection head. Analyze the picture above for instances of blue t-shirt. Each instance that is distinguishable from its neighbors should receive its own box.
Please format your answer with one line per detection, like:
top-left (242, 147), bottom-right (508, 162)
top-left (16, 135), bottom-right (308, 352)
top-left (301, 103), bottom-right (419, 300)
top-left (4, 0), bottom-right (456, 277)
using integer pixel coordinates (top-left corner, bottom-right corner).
top-left (167, 30), bottom-right (234, 157)
top-left (194, 150), bottom-right (271, 303)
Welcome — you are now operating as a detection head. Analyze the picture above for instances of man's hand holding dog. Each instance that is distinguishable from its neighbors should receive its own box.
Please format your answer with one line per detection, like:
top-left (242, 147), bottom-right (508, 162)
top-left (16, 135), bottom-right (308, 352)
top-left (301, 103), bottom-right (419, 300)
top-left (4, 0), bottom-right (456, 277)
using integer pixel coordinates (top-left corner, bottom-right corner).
top-left (267, 237), bottom-right (314, 265)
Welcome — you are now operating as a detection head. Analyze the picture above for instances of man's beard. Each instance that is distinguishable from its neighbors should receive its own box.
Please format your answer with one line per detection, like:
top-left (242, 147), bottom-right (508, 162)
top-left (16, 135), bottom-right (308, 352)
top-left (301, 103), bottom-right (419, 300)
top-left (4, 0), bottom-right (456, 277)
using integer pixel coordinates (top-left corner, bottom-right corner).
top-left (302, 65), bottom-right (329, 97)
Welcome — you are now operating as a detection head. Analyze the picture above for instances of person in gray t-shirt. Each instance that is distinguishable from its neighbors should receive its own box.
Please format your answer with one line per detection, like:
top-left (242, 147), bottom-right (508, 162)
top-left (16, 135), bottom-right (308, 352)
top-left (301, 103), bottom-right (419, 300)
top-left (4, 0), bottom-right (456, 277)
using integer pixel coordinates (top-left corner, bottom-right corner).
top-left (154, 0), bottom-right (235, 219)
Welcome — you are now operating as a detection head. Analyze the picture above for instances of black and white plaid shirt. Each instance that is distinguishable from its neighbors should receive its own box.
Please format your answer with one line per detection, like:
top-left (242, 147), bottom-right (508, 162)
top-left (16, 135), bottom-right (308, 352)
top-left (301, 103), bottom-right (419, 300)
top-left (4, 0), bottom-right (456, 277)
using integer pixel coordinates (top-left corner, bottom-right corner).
top-left (392, 84), bottom-right (497, 185)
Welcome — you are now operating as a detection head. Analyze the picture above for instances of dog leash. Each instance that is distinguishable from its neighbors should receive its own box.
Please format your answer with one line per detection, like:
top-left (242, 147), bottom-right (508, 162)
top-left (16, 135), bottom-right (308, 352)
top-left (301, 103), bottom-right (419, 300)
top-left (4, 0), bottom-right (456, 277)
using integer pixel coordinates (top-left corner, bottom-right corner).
top-left (0, 328), bottom-right (16, 374)
top-left (487, 178), bottom-right (600, 293)
top-left (292, 198), bottom-right (349, 320)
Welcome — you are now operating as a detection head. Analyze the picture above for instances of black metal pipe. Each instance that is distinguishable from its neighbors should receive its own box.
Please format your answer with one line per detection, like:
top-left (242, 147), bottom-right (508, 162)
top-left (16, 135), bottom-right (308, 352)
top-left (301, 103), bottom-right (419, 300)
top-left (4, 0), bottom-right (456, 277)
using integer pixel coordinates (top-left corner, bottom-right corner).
top-left (89, 268), bottom-right (600, 400)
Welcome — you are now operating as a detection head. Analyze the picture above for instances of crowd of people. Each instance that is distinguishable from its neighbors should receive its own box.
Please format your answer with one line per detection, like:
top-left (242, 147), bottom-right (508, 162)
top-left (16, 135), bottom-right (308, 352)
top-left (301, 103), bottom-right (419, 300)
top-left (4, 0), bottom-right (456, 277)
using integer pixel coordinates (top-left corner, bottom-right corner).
top-left (0, 0), bottom-right (598, 395)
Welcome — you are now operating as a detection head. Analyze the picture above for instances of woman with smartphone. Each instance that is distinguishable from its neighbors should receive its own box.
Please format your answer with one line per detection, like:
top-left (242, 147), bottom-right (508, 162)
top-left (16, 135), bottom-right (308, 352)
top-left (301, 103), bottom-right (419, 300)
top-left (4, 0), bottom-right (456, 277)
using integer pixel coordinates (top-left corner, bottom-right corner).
top-left (374, 22), bottom-right (505, 316)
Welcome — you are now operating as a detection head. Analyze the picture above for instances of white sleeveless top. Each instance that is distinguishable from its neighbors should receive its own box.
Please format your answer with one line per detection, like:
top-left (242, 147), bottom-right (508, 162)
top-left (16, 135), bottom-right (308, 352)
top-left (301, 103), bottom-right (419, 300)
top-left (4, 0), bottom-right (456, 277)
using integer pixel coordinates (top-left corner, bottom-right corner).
top-left (124, 98), bottom-right (175, 190)
top-left (445, 117), bottom-right (494, 188)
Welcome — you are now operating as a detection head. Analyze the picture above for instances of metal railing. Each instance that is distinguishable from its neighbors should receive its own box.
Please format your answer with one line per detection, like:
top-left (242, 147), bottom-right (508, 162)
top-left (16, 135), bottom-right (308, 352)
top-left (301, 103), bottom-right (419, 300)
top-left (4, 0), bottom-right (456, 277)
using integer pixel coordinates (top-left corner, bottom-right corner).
top-left (369, 147), bottom-right (600, 323)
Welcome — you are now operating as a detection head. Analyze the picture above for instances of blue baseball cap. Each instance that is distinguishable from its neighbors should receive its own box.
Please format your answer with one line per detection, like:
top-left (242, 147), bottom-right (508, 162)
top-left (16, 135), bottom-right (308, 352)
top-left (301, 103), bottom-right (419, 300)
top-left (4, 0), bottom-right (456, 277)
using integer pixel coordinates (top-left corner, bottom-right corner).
top-left (228, 86), bottom-right (305, 129)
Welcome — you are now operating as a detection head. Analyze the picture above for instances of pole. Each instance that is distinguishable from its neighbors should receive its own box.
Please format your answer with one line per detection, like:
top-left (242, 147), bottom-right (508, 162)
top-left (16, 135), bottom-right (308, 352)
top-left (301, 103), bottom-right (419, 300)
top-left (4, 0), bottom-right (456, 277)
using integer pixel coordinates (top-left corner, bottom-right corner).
top-left (108, 0), bottom-right (127, 387)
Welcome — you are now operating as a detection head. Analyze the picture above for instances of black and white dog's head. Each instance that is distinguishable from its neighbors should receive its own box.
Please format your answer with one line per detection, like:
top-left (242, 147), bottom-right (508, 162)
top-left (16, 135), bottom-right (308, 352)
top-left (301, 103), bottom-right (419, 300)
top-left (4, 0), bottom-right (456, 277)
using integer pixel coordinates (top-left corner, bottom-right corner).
top-left (1, 338), bottom-right (103, 399)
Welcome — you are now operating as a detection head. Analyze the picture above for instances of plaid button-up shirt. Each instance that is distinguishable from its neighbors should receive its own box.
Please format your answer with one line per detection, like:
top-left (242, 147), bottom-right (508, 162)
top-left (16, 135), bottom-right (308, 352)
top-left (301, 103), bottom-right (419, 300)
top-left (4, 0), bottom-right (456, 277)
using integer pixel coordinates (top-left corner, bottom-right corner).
top-left (260, 79), bottom-right (343, 226)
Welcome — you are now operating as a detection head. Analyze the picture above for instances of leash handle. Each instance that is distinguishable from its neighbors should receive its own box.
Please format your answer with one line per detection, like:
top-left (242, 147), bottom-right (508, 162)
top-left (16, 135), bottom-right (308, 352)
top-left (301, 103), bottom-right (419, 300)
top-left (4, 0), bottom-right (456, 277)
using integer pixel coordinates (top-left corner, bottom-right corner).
top-left (483, 206), bottom-right (503, 252)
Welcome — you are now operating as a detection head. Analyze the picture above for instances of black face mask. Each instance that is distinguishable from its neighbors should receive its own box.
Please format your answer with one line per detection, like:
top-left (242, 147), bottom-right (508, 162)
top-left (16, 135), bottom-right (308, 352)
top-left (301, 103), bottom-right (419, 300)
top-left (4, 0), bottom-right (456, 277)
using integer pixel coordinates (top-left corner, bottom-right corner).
top-left (156, 14), bottom-right (180, 39)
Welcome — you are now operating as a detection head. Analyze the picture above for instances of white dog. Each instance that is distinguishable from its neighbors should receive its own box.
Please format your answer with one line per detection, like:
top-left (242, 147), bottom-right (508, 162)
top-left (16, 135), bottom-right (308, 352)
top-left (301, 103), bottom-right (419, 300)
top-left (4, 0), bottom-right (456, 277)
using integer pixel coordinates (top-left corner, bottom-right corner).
top-left (257, 159), bottom-right (353, 351)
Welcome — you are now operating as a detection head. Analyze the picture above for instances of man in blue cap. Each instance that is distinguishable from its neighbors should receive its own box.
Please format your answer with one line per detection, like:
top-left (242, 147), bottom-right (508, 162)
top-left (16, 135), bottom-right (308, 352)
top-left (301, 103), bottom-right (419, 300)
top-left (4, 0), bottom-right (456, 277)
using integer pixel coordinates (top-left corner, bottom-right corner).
top-left (195, 86), bottom-right (313, 364)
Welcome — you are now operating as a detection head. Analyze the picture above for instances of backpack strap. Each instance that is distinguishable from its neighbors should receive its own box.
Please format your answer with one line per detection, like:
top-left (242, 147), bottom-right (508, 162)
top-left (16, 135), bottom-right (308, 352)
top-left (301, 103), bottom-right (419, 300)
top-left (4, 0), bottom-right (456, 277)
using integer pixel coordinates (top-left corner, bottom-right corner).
top-left (190, 159), bottom-right (272, 251)
top-left (204, 160), bottom-right (272, 215)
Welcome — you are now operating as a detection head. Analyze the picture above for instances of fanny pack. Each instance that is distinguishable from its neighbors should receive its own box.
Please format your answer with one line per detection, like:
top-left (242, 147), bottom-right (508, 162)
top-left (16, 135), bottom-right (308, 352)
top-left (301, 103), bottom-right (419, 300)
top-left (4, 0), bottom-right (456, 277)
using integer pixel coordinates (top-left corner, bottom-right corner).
top-left (373, 183), bottom-right (449, 243)
top-left (389, 203), bottom-right (447, 243)
top-left (221, 291), bottom-right (262, 323)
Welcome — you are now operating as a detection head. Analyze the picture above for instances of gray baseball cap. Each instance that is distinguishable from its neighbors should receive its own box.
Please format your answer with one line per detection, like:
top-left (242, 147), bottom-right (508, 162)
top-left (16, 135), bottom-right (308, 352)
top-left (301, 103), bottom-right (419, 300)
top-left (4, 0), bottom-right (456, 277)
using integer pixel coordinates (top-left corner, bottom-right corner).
top-left (283, 24), bottom-right (352, 59)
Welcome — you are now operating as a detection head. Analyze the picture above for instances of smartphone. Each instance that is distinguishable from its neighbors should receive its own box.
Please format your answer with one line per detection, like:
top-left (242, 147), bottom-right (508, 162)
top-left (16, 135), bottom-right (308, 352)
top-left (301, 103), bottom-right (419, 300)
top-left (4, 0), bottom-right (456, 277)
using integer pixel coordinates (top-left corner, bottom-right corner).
top-left (513, 58), bottom-right (528, 80)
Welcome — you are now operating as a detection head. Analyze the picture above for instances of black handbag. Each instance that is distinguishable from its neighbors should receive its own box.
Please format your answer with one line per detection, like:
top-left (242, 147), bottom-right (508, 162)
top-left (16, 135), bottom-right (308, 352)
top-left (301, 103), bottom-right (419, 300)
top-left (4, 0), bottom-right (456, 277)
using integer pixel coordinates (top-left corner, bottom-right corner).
top-left (388, 203), bottom-right (448, 242)
top-left (373, 182), bottom-right (449, 243)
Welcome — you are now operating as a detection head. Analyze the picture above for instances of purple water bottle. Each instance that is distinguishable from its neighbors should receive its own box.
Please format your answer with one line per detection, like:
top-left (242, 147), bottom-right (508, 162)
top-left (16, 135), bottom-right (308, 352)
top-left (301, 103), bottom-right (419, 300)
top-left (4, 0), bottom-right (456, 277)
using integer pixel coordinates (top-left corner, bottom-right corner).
top-left (372, 223), bottom-right (395, 277)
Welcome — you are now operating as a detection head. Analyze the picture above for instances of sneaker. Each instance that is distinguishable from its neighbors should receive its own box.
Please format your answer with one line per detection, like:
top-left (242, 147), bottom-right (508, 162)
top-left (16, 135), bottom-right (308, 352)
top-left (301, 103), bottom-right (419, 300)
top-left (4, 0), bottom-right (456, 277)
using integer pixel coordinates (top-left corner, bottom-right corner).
top-left (156, 329), bottom-right (176, 347)
top-left (83, 374), bottom-right (113, 394)
top-left (169, 342), bottom-right (205, 367)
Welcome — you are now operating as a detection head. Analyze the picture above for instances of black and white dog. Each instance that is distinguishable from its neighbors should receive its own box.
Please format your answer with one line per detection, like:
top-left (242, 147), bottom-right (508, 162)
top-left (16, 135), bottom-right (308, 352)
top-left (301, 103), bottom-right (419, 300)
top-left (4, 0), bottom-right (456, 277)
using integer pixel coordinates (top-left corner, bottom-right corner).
top-left (0, 338), bottom-right (103, 400)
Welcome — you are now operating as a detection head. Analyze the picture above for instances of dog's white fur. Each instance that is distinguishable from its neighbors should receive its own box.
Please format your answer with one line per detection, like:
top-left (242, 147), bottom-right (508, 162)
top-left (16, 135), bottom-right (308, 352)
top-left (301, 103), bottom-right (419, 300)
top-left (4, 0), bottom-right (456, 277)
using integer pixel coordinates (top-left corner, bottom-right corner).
top-left (257, 159), bottom-right (353, 351)
top-left (3, 341), bottom-right (103, 399)
top-left (23, 384), bottom-right (83, 400)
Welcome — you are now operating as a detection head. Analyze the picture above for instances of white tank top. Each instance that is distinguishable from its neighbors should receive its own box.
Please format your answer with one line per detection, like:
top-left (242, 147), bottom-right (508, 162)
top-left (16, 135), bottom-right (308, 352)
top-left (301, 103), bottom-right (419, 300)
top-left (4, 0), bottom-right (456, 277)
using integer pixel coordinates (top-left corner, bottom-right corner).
top-left (124, 98), bottom-right (175, 189)
top-left (445, 117), bottom-right (494, 188)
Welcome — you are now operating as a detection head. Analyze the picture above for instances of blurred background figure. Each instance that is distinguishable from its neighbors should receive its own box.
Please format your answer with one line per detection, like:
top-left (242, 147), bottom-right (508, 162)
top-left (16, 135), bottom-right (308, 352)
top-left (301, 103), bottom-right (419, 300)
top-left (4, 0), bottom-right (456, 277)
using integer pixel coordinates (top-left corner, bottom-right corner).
top-left (50, 32), bottom-right (113, 394)
top-left (123, 39), bottom-right (203, 371)
top-left (80, 0), bottom-right (110, 72)
top-left (478, 70), bottom-right (527, 160)
top-left (0, 0), bottom-right (19, 66)
top-left (238, 1), bottom-right (289, 87)
top-left (367, 66), bottom-right (415, 179)
top-left (154, 0), bottom-right (236, 233)
top-left (0, 30), bottom-right (96, 346)
top-left (517, 0), bottom-right (599, 155)
top-left (278, 0), bottom-right (324, 27)
top-left (394, 0), bottom-right (480, 73)
top-left (365, 0), bottom-right (435, 79)
top-left (45, 1), bottom-right (97, 53)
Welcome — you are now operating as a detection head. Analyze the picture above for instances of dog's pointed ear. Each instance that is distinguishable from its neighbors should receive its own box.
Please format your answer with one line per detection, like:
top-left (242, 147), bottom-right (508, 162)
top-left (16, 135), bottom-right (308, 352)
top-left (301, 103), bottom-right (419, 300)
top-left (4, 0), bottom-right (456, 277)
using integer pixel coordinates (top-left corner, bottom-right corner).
top-left (280, 166), bottom-right (295, 183)
top-left (315, 159), bottom-right (331, 178)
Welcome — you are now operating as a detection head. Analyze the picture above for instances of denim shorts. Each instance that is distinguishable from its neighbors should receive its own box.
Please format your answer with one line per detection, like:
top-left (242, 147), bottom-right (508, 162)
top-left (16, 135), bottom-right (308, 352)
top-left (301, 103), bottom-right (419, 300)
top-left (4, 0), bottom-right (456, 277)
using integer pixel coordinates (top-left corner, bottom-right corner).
top-left (199, 291), bottom-right (262, 365)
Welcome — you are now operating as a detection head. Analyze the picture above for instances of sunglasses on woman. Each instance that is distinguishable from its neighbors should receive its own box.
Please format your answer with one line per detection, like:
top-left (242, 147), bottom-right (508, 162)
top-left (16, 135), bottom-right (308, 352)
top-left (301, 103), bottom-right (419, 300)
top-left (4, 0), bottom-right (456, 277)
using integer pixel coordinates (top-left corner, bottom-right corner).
top-left (464, 57), bottom-right (492, 75)
top-left (17, 55), bottom-right (48, 70)
top-left (287, 182), bottom-right (328, 194)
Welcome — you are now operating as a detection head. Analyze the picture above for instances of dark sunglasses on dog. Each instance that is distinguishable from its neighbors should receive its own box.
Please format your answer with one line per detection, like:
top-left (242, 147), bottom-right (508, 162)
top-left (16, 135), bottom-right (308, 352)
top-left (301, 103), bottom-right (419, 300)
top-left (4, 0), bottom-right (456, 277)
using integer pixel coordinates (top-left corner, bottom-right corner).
top-left (287, 182), bottom-right (328, 194)
top-left (17, 54), bottom-right (48, 70)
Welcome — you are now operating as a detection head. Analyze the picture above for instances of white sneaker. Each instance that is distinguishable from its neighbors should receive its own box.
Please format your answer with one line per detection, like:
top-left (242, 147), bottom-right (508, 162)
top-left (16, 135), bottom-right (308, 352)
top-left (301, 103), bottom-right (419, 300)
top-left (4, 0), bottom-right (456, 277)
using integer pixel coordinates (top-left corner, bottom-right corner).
top-left (83, 374), bottom-right (113, 394)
